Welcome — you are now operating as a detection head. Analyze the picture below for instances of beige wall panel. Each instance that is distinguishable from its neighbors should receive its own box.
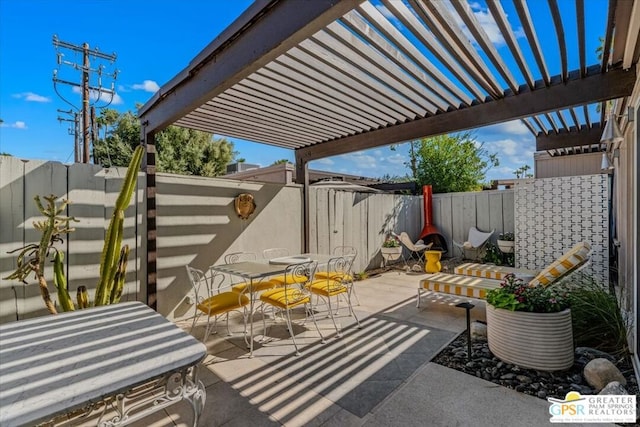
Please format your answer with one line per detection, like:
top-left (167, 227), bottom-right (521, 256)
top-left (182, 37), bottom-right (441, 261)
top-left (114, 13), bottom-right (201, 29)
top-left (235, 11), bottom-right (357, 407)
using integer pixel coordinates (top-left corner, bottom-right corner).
top-left (0, 157), bottom-right (28, 323)
top-left (535, 152), bottom-right (604, 179)
top-left (308, 187), bottom-right (318, 254)
top-left (155, 174), bottom-right (302, 320)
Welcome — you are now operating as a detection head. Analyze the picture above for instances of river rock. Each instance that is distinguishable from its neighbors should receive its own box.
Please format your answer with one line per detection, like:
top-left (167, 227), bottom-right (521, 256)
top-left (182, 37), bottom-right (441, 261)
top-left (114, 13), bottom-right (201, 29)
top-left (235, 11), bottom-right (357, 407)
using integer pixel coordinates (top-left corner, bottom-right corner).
top-left (584, 358), bottom-right (626, 391)
top-left (598, 381), bottom-right (628, 395)
top-left (471, 321), bottom-right (487, 340)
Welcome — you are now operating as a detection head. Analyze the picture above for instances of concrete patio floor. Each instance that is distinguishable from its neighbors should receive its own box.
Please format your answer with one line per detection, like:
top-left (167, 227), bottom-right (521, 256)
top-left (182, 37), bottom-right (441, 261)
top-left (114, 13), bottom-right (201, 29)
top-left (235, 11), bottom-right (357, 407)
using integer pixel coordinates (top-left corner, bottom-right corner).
top-left (131, 269), bottom-right (605, 427)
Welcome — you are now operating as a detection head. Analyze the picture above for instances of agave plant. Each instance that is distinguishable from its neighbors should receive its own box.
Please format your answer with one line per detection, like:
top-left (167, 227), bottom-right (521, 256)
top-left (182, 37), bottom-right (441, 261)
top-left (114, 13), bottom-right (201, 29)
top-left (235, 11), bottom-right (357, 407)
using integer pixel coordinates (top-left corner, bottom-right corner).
top-left (4, 145), bottom-right (144, 313)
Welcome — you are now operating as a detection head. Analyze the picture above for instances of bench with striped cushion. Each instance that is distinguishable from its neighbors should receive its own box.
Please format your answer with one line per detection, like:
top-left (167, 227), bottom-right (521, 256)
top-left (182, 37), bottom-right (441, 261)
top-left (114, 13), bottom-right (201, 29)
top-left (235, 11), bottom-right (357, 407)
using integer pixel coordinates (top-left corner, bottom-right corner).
top-left (420, 273), bottom-right (502, 300)
top-left (418, 241), bottom-right (591, 306)
top-left (454, 263), bottom-right (538, 281)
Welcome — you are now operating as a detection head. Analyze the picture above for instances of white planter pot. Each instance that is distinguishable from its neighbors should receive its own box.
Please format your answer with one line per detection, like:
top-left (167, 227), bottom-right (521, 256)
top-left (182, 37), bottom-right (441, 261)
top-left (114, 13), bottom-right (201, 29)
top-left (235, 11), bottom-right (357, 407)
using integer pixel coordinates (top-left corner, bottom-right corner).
top-left (486, 305), bottom-right (573, 371)
top-left (496, 240), bottom-right (515, 253)
top-left (381, 247), bottom-right (402, 261)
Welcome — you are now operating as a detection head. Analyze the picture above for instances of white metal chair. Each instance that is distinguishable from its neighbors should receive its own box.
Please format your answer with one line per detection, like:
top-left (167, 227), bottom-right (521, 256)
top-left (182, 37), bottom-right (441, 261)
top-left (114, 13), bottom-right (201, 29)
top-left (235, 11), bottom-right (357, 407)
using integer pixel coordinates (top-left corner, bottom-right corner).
top-left (186, 265), bottom-right (250, 342)
top-left (452, 226), bottom-right (495, 260)
top-left (259, 260), bottom-right (324, 356)
top-left (315, 246), bottom-right (360, 305)
top-left (307, 255), bottom-right (361, 337)
top-left (394, 232), bottom-right (432, 270)
top-left (263, 247), bottom-right (289, 260)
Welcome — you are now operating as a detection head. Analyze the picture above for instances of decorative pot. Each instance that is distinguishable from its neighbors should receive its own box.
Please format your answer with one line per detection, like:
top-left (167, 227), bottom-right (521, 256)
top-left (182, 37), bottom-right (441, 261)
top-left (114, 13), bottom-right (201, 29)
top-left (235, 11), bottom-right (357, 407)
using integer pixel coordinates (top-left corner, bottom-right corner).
top-left (496, 239), bottom-right (515, 253)
top-left (486, 305), bottom-right (573, 371)
top-left (424, 250), bottom-right (442, 273)
top-left (381, 247), bottom-right (402, 262)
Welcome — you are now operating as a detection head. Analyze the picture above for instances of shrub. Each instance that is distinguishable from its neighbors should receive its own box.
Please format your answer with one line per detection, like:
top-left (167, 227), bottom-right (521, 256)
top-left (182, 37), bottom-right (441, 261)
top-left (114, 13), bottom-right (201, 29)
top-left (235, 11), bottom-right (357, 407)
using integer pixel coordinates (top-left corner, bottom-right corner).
top-left (558, 273), bottom-right (631, 357)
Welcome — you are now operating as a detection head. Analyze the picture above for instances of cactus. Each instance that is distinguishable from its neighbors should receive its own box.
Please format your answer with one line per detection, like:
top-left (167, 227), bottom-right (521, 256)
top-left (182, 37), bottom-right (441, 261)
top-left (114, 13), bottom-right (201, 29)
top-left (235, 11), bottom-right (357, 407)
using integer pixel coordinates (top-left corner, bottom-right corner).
top-left (3, 195), bottom-right (77, 315)
top-left (4, 145), bottom-right (144, 314)
top-left (53, 251), bottom-right (75, 311)
top-left (77, 286), bottom-right (89, 309)
top-left (94, 145), bottom-right (144, 306)
top-left (110, 245), bottom-right (129, 304)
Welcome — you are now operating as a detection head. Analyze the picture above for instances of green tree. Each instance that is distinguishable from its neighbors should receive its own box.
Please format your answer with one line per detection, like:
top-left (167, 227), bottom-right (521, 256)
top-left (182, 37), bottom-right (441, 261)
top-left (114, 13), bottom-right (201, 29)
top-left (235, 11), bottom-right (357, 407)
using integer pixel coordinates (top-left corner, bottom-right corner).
top-left (513, 164), bottom-right (532, 179)
top-left (412, 132), bottom-right (498, 193)
top-left (93, 109), bottom-right (236, 176)
top-left (272, 159), bottom-right (290, 165)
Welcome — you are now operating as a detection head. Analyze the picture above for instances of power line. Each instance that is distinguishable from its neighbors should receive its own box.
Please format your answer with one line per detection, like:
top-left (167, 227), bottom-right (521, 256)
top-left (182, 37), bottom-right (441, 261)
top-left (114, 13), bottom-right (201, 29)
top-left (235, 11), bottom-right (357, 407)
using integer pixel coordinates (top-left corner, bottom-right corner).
top-left (52, 35), bottom-right (118, 164)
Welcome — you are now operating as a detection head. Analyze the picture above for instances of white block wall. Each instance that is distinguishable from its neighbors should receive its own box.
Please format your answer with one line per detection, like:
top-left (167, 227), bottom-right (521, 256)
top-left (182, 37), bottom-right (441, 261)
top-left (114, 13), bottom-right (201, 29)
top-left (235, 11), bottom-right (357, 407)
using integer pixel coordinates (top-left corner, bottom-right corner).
top-left (514, 174), bottom-right (609, 285)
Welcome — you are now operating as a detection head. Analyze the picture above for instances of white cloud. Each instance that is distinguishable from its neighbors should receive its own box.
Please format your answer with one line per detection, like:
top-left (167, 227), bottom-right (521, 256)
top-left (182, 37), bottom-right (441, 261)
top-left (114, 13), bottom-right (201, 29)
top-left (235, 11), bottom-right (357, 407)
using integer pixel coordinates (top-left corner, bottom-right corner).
top-left (491, 138), bottom-right (519, 156)
top-left (446, 2), bottom-right (524, 48)
top-left (314, 158), bottom-right (334, 166)
top-left (132, 80), bottom-right (160, 93)
top-left (12, 92), bottom-right (51, 103)
top-left (386, 153), bottom-right (406, 165)
top-left (71, 87), bottom-right (123, 105)
top-left (485, 120), bottom-right (531, 136)
top-left (342, 152), bottom-right (377, 169)
top-left (1, 121), bottom-right (27, 129)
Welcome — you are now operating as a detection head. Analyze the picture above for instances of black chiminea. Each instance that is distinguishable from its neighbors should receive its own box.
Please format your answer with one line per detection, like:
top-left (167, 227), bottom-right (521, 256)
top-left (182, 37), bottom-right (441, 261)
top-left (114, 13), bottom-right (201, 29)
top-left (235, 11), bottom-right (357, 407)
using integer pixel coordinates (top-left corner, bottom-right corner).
top-left (418, 185), bottom-right (448, 254)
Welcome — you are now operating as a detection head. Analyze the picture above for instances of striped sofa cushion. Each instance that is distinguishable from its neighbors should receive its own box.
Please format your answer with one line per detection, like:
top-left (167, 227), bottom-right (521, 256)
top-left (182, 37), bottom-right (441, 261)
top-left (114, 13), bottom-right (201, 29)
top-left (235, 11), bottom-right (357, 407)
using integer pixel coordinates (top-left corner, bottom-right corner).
top-left (421, 273), bottom-right (502, 300)
top-left (454, 263), bottom-right (538, 281)
top-left (528, 241), bottom-right (591, 287)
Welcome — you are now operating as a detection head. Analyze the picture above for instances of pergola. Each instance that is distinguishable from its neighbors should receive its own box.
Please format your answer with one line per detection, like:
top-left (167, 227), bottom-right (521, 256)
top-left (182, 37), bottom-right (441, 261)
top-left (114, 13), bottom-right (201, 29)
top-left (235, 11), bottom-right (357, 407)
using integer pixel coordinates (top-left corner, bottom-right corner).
top-left (138, 0), bottom-right (639, 308)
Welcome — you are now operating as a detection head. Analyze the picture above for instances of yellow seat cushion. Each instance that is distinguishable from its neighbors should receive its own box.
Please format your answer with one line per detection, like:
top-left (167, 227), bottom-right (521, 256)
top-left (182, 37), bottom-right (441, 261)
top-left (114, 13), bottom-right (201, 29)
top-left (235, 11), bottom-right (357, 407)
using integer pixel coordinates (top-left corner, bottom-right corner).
top-left (231, 280), bottom-right (276, 294)
top-left (314, 271), bottom-right (353, 282)
top-left (197, 292), bottom-right (249, 317)
top-left (528, 241), bottom-right (591, 287)
top-left (307, 279), bottom-right (348, 297)
top-left (268, 274), bottom-right (309, 287)
top-left (421, 273), bottom-right (502, 300)
top-left (260, 287), bottom-right (310, 309)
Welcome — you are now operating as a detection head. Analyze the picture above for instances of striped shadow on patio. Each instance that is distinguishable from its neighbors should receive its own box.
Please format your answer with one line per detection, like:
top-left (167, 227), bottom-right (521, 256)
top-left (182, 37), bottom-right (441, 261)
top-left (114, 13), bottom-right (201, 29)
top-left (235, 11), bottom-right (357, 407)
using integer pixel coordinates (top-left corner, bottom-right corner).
top-left (202, 309), bottom-right (456, 425)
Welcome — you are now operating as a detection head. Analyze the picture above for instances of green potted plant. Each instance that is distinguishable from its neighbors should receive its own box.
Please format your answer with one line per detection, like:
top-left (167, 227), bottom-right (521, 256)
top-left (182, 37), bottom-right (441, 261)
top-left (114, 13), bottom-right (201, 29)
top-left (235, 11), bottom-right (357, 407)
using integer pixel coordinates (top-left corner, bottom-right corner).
top-left (381, 235), bottom-right (402, 264)
top-left (485, 273), bottom-right (573, 371)
top-left (496, 231), bottom-right (514, 253)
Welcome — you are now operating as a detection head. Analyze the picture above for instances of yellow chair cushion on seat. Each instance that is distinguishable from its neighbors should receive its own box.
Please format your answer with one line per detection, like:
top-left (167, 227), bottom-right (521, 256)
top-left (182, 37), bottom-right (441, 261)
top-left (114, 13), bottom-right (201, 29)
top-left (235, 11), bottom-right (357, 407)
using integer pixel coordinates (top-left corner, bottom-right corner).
top-left (260, 287), bottom-right (310, 310)
top-left (231, 280), bottom-right (276, 294)
top-left (197, 292), bottom-right (250, 317)
top-left (267, 274), bottom-right (309, 287)
top-left (314, 271), bottom-right (353, 282)
top-left (528, 241), bottom-right (591, 287)
top-left (307, 279), bottom-right (347, 297)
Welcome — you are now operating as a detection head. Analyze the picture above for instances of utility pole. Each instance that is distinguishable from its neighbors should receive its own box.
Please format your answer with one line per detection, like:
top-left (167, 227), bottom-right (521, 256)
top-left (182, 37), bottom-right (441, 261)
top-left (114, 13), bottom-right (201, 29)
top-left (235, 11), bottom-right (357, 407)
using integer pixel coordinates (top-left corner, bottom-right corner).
top-left (52, 35), bottom-right (117, 163)
top-left (56, 109), bottom-right (80, 162)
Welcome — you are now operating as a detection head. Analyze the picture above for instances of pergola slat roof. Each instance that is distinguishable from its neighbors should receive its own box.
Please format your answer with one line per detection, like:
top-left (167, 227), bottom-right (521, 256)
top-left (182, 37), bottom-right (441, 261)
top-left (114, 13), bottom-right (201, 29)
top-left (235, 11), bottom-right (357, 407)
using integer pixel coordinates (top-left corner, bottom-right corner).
top-left (140, 0), bottom-right (638, 161)
top-left (137, 0), bottom-right (639, 310)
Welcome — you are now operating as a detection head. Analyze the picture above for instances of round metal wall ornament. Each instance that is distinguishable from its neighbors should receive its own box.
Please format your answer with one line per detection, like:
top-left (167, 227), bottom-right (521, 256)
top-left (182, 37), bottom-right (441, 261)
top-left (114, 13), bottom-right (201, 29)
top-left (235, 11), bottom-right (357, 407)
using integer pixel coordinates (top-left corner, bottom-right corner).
top-left (234, 193), bottom-right (256, 220)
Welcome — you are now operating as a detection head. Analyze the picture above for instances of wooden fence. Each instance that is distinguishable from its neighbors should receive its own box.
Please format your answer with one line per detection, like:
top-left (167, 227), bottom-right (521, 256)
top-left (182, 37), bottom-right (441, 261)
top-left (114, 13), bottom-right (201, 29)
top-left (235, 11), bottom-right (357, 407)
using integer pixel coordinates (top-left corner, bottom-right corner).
top-left (308, 188), bottom-right (514, 273)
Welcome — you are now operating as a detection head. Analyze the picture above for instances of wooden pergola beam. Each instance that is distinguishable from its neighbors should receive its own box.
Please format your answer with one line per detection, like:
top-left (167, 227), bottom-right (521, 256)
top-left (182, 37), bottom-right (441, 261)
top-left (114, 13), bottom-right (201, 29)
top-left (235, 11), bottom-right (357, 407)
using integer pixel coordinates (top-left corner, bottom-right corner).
top-left (536, 124), bottom-right (603, 151)
top-left (296, 65), bottom-right (636, 162)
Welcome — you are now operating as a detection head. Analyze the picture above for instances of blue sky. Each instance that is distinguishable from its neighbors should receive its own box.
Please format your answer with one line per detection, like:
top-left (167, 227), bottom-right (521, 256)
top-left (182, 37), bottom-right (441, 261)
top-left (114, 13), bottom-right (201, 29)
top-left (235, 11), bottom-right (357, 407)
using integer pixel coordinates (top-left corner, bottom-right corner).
top-left (0, 0), bottom-right (607, 181)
